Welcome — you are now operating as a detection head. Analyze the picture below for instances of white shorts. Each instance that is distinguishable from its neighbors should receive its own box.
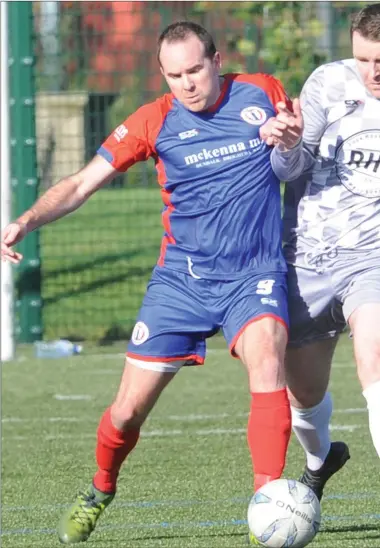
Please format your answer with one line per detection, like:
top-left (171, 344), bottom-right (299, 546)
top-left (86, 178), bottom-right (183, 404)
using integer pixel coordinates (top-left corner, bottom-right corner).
top-left (287, 249), bottom-right (380, 347)
top-left (127, 356), bottom-right (187, 373)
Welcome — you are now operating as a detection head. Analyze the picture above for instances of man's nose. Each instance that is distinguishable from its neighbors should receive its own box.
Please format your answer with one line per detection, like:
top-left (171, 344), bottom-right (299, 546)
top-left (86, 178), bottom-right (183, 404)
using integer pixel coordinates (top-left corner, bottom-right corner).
top-left (182, 75), bottom-right (195, 91)
top-left (369, 61), bottom-right (380, 80)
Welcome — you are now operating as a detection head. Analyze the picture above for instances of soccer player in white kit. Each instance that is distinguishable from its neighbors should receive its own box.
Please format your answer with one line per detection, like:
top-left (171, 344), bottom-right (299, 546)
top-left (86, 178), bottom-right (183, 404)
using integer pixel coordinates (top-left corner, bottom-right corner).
top-left (269, 3), bottom-right (380, 500)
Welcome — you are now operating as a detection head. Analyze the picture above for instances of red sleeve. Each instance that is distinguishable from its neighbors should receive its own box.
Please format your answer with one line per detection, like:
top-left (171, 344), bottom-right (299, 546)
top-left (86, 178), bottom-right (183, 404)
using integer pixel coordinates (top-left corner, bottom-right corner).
top-left (98, 94), bottom-right (173, 172)
top-left (228, 73), bottom-right (293, 113)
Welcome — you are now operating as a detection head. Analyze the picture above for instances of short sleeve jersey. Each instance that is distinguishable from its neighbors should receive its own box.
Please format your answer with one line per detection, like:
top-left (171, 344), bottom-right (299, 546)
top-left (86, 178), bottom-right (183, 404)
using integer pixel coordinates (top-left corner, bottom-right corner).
top-left (98, 73), bottom-right (290, 280)
top-left (283, 59), bottom-right (380, 254)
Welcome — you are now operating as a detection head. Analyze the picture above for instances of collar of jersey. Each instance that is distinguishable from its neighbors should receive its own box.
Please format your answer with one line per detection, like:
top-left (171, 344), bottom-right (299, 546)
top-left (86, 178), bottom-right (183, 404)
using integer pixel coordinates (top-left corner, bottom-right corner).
top-left (205, 76), bottom-right (230, 113)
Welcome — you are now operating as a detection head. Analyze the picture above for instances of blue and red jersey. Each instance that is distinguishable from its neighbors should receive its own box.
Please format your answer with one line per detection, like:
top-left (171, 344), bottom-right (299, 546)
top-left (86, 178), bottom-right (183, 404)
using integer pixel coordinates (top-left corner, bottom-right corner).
top-left (98, 73), bottom-right (291, 280)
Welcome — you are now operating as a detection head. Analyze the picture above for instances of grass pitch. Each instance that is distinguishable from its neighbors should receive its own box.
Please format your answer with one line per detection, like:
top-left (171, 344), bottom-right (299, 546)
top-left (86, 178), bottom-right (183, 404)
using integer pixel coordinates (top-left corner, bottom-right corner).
top-left (40, 184), bottom-right (163, 341)
top-left (2, 336), bottom-right (380, 547)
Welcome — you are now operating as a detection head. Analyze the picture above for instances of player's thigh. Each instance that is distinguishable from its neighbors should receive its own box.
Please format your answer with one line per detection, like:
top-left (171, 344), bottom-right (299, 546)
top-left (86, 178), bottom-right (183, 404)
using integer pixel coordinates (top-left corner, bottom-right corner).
top-left (350, 303), bottom-right (380, 389)
top-left (127, 267), bottom-right (216, 366)
top-left (287, 263), bottom-right (345, 347)
top-left (112, 358), bottom-right (177, 429)
top-left (224, 272), bottom-right (288, 390)
top-left (235, 316), bottom-right (288, 391)
top-left (344, 267), bottom-right (380, 389)
top-left (286, 337), bottom-right (338, 408)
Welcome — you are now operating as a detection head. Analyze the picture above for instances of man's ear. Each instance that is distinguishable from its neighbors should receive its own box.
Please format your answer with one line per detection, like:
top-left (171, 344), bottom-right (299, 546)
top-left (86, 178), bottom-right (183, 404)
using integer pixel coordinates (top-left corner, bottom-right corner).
top-left (214, 51), bottom-right (222, 70)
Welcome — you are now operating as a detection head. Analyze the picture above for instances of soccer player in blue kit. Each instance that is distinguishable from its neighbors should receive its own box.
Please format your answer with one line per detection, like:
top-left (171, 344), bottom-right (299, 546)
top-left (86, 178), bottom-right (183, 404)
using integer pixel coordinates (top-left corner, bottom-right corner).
top-left (1, 22), bottom-right (302, 544)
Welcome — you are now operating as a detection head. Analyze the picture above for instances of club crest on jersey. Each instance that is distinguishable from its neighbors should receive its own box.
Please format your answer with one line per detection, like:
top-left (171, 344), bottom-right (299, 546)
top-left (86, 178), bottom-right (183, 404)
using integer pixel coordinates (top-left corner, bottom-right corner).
top-left (336, 129), bottom-right (380, 198)
top-left (240, 106), bottom-right (267, 125)
top-left (131, 321), bottom-right (149, 345)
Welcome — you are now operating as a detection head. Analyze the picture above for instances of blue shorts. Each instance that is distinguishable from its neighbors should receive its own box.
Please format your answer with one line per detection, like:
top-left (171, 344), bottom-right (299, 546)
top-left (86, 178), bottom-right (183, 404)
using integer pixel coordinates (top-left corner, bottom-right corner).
top-left (127, 267), bottom-right (288, 364)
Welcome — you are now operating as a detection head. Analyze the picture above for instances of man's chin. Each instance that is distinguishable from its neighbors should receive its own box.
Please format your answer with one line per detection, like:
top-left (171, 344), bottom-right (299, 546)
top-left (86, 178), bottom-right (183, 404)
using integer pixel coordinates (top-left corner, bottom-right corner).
top-left (367, 85), bottom-right (380, 99)
top-left (185, 99), bottom-right (207, 112)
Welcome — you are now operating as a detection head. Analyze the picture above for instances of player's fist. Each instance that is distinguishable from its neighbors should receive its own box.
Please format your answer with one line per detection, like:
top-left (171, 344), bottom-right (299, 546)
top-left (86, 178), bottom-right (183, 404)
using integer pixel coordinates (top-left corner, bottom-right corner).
top-left (272, 98), bottom-right (304, 150)
top-left (259, 117), bottom-right (279, 146)
top-left (1, 222), bottom-right (27, 264)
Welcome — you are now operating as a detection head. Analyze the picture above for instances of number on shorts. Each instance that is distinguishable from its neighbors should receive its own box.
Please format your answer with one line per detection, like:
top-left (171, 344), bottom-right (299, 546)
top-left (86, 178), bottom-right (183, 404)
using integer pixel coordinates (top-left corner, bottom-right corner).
top-left (256, 279), bottom-right (275, 295)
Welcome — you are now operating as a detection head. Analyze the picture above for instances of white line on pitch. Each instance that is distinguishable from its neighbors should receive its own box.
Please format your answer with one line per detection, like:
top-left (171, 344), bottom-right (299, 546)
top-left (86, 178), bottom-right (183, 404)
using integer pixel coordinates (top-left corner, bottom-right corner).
top-left (2, 408), bottom-right (367, 423)
top-left (82, 349), bottom-right (227, 360)
top-left (2, 423), bottom-right (362, 442)
top-left (85, 353), bottom-right (125, 359)
top-left (54, 394), bottom-right (92, 401)
top-left (91, 369), bottom-right (123, 375)
top-left (167, 412), bottom-right (246, 421)
top-left (329, 424), bottom-right (360, 432)
top-left (4, 491), bottom-right (378, 514)
top-left (335, 408), bottom-right (366, 414)
top-left (2, 417), bottom-right (81, 423)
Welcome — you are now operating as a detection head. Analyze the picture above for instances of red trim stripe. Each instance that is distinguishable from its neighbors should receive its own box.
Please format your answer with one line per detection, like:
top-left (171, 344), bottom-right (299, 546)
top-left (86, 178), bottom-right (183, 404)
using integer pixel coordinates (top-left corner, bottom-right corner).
top-left (156, 157), bottom-right (175, 267)
top-left (229, 313), bottom-right (289, 357)
top-left (206, 76), bottom-right (230, 113)
top-left (127, 352), bottom-right (204, 365)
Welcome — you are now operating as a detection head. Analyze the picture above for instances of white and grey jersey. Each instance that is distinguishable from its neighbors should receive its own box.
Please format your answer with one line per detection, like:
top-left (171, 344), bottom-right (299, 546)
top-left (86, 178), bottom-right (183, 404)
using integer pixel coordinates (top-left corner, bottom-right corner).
top-left (278, 59), bottom-right (380, 264)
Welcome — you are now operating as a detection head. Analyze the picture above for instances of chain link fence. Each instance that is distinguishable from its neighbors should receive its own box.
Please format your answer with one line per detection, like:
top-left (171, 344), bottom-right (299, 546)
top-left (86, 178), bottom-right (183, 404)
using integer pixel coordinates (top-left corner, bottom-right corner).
top-left (19, 1), bottom-right (367, 341)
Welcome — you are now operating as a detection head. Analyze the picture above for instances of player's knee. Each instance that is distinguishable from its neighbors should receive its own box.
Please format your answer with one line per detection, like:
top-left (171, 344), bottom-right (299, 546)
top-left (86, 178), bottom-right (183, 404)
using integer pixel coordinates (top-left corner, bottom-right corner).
top-left (241, 329), bottom-right (286, 390)
top-left (247, 355), bottom-right (286, 392)
top-left (355, 344), bottom-right (380, 389)
top-left (241, 324), bottom-right (286, 363)
top-left (287, 384), bottom-right (326, 409)
top-left (110, 401), bottom-right (147, 431)
top-left (286, 368), bottom-right (326, 408)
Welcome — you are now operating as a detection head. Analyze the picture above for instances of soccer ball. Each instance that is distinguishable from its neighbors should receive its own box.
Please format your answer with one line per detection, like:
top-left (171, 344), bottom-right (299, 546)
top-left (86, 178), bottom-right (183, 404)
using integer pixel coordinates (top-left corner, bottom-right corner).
top-left (247, 479), bottom-right (321, 547)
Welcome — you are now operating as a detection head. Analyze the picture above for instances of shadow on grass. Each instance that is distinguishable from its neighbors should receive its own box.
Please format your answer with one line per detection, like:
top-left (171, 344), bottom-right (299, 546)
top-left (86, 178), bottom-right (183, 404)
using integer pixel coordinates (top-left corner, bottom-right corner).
top-left (60, 323), bottom-right (133, 344)
top-left (321, 522), bottom-right (380, 539)
top-left (92, 530), bottom-right (247, 546)
top-left (41, 265), bottom-right (152, 306)
top-left (42, 248), bottom-right (158, 280)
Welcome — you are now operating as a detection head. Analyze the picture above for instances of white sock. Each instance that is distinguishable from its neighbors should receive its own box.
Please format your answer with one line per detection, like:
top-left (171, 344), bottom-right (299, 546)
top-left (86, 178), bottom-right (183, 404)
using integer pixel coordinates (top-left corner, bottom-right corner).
top-left (363, 380), bottom-right (380, 458)
top-left (291, 392), bottom-right (332, 471)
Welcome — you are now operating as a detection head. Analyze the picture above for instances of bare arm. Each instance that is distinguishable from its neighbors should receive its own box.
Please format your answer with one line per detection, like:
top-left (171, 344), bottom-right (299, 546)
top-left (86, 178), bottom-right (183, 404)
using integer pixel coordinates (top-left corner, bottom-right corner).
top-left (17, 154), bottom-right (117, 231)
top-left (1, 154), bottom-right (119, 263)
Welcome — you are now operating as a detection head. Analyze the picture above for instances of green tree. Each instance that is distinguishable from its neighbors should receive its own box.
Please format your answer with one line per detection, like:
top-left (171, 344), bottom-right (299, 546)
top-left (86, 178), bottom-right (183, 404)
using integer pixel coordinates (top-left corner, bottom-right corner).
top-left (192, 1), bottom-right (366, 96)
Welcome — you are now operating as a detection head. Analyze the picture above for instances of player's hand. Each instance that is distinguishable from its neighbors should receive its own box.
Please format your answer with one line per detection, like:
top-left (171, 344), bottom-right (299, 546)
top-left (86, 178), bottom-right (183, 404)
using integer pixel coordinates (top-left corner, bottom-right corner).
top-left (1, 222), bottom-right (27, 264)
top-left (271, 98), bottom-right (304, 150)
top-left (259, 117), bottom-right (278, 145)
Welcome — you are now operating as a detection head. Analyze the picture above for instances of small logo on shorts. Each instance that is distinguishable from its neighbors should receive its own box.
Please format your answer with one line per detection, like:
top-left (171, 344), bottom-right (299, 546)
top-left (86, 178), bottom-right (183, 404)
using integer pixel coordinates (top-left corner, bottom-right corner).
top-left (131, 321), bottom-right (149, 345)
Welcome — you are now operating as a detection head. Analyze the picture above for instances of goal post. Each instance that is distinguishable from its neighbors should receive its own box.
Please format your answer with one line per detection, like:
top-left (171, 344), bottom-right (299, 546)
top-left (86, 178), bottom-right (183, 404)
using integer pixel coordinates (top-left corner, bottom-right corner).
top-left (1, 0), bottom-right (15, 362)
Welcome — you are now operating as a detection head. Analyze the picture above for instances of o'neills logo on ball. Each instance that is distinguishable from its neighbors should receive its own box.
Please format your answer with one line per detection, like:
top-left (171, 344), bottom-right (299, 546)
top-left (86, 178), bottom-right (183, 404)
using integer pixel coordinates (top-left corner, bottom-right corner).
top-left (131, 321), bottom-right (149, 345)
top-left (336, 130), bottom-right (380, 197)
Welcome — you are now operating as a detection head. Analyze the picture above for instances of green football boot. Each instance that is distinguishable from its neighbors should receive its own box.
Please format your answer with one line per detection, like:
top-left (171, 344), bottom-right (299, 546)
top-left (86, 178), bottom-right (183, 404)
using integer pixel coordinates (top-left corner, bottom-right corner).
top-left (58, 484), bottom-right (115, 544)
top-left (248, 531), bottom-right (262, 545)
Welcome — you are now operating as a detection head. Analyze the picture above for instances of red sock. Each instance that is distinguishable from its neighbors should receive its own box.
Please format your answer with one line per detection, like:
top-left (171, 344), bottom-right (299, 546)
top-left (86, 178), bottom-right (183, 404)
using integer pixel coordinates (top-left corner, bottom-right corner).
top-left (93, 407), bottom-right (140, 493)
top-left (247, 388), bottom-right (291, 493)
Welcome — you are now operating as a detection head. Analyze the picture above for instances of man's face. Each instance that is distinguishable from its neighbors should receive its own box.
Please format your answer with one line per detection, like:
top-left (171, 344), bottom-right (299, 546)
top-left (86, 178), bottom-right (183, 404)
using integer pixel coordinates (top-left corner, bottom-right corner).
top-left (352, 31), bottom-right (380, 98)
top-left (159, 34), bottom-right (221, 112)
